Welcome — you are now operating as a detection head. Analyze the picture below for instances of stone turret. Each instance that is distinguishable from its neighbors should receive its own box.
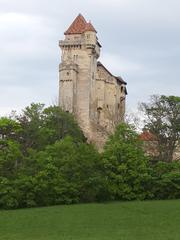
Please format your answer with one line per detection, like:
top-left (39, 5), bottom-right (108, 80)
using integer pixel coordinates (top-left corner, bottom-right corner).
top-left (59, 14), bottom-right (127, 149)
top-left (59, 14), bottom-right (100, 137)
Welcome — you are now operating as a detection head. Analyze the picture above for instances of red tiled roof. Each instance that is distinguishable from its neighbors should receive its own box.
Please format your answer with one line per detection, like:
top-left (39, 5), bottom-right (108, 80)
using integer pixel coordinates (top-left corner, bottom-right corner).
top-left (139, 131), bottom-right (156, 141)
top-left (64, 14), bottom-right (97, 35)
top-left (64, 14), bottom-right (87, 35)
top-left (84, 21), bottom-right (97, 33)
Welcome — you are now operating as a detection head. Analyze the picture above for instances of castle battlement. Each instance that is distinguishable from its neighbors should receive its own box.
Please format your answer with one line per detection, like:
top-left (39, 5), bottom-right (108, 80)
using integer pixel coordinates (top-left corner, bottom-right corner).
top-left (59, 14), bottom-right (127, 149)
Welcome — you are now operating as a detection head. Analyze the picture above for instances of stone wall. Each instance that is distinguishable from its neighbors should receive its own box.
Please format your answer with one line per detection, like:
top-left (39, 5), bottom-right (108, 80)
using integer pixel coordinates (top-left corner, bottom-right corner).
top-left (59, 18), bottom-right (127, 149)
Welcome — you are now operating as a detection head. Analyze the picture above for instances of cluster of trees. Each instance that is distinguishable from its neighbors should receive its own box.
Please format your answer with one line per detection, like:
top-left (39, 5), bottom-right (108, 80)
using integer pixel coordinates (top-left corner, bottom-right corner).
top-left (0, 95), bottom-right (179, 209)
top-left (140, 95), bottom-right (180, 162)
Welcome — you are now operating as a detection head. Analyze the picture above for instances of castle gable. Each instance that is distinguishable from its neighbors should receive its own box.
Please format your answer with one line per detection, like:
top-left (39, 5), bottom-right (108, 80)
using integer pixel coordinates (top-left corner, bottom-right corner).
top-left (97, 61), bottom-right (113, 77)
top-left (97, 62), bottom-right (126, 85)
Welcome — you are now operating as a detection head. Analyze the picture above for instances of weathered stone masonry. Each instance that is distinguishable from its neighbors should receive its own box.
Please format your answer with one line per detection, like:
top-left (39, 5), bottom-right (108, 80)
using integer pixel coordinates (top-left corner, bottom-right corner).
top-left (59, 14), bottom-right (127, 149)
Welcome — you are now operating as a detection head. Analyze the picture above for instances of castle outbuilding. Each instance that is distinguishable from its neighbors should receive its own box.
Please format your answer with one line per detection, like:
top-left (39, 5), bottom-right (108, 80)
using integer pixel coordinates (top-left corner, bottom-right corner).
top-left (59, 14), bottom-right (127, 148)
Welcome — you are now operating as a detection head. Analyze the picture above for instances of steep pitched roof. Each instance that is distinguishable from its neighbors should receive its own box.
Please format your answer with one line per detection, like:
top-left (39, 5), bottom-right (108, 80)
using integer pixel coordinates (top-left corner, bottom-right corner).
top-left (97, 61), bottom-right (127, 86)
top-left (64, 14), bottom-right (87, 35)
top-left (84, 21), bottom-right (97, 33)
top-left (97, 61), bottom-right (114, 77)
top-left (64, 14), bottom-right (97, 35)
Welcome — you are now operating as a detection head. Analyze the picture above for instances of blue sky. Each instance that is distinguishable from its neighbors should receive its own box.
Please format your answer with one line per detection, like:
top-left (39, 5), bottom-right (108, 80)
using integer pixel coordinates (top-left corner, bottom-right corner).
top-left (0, 0), bottom-right (179, 116)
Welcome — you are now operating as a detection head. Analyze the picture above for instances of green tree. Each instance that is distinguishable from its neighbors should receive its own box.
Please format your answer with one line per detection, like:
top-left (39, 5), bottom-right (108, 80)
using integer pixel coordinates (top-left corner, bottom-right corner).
top-left (16, 103), bottom-right (45, 151)
top-left (42, 106), bottom-right (85, 144)
top-left (140, 95), bottom-right (180, 162)
top-left (102, 123), bottom-right (150, 200)
top-left (0, 139), bottom-right (22, 178)
top-left (35, 136), bottom-right (102, 203)
top-left (16, 104), bottom-right (85, 153)
top-left (149, 161), bottom-right (180, 199)
top-left (13, 136), bottom-right (102, 207)
top-left (0, 117), bottom-right (21, 140)
top-left (0, 177), bottom-right (19, 209)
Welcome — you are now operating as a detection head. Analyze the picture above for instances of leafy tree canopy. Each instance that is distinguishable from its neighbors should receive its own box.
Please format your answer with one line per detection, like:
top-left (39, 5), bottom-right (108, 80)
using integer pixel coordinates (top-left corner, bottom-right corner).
top-left (140, 95), bottom-right (180, 162)
top-left (102, 123), bottom-right (150, 200)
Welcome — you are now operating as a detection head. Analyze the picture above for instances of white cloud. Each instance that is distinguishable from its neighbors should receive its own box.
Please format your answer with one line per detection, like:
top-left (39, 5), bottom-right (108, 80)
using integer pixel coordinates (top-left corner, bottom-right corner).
top-left (100, 53), bottom-right (144, 75)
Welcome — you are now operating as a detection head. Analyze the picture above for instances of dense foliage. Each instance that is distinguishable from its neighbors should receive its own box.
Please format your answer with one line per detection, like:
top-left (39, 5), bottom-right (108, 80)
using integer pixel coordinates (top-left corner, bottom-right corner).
top-left (0, 102), bottom-right (179, 209)
top-left (102, 124), bottom-right (151, 200)
top-left (0, 104), bottom-right (103, 209)
top-left (149, 161), bottom-right (180, 199)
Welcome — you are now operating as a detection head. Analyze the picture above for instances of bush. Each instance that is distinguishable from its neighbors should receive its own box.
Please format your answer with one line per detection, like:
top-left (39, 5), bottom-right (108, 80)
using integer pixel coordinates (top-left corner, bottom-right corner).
top-left (0, 177), bottom-right (19, 209)
top-left (149, 161), bottom-right (180, 199)
top-left (33, 137), bottom-right (103, 203)
top-left (102, 123), bottom-right (151, 201)
top-left (0, 105), bottom-right (179, 210)
top-left (0, 136), bottom-right (104, 209)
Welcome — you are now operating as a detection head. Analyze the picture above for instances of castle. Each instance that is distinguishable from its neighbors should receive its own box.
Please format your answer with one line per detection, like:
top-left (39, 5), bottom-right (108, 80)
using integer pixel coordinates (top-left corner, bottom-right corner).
top-left (59, 14), bottom-right (127, 148)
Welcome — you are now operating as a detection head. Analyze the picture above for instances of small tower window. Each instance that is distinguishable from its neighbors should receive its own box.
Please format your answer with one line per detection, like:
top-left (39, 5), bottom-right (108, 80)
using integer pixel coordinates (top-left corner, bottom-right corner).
top-left (121, 86), bottom-right (124, 93)
top-left (67, 72), bottom-right (69, 76)
top-left (73, 55), bottom-right (78, 62)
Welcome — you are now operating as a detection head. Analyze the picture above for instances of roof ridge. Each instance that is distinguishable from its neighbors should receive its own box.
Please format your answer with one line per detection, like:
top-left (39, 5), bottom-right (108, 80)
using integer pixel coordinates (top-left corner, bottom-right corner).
top-left (64, 14), bottom-right (87, 35)
top-left (97, 61), bottom-right (127, 86)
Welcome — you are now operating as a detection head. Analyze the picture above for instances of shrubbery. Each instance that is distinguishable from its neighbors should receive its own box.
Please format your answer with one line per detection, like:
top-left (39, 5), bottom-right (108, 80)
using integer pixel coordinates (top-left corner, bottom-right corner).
top-left (102, 124), bottom-right (151, 201)
top-left (149, 161), bottom-right (180, 200)
top-left (0, 103), bottom-right (179, 209)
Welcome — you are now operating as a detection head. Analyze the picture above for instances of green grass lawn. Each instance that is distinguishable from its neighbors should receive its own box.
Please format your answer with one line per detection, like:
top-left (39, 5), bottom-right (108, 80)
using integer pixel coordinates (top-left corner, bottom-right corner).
top-left (0, 200), bottom-right (180, 240)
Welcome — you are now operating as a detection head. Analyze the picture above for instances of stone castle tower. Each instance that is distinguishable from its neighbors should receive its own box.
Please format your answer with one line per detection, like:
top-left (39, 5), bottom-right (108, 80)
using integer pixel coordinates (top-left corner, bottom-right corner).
top-left (59, 14), bottom-right (127, 148)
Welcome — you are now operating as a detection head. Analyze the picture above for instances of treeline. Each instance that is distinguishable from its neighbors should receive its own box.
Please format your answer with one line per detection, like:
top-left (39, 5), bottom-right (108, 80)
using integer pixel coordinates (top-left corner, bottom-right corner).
top-left (0, 101), bottom-right (180, 209)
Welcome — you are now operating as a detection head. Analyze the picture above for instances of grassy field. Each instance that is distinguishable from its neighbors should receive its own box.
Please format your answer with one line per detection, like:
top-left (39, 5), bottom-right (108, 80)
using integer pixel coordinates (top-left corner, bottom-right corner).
top-left (0, 200), bottom-right (180, 240)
